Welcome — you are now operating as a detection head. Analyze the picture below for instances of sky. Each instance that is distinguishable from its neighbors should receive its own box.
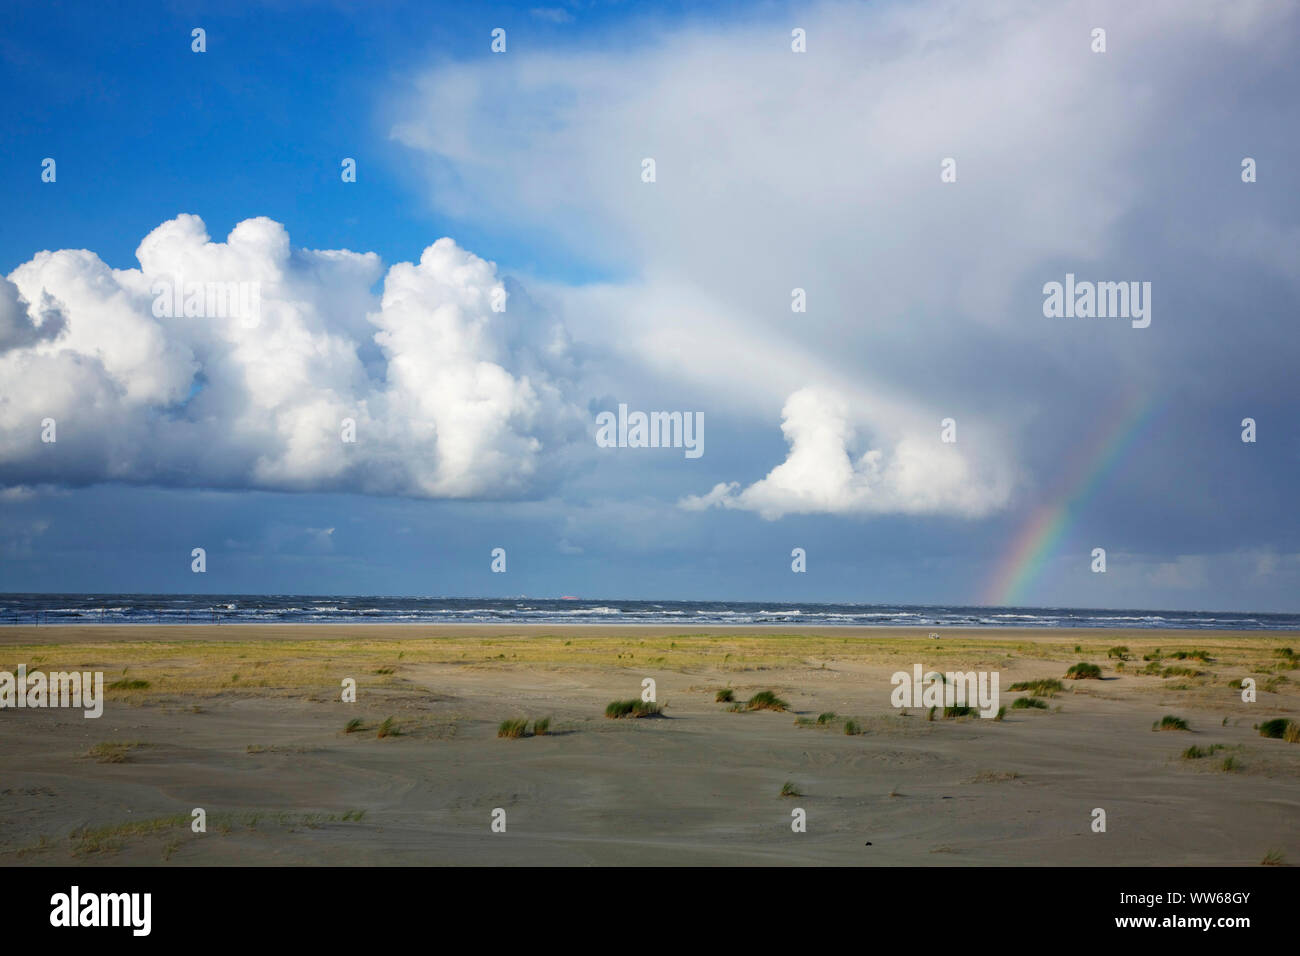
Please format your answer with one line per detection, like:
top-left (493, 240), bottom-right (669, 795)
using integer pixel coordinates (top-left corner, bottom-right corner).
top-left (1, 0), bottom-right (1297, 610)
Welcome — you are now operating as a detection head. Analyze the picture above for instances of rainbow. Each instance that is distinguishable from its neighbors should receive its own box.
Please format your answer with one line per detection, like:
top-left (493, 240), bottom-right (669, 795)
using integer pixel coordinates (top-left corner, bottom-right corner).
top-left (985, 393), bottom-right (1160, 607)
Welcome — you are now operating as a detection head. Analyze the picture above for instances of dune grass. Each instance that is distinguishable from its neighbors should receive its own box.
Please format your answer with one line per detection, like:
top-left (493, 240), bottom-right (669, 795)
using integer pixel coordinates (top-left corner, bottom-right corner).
top-left (497, 717), bottom-right (550, 737)
top-left (1257, 718), bottom-right (1294, 739)
top-left (343, 718), bottom-right (364, 733)
top-left (715, 688), bottom-right (734, 703)
top-left (497, 718), bottom-right (529, 738)
top-left (4, 628), bottom-right (1287, 704)
top-left (1154, 715), bottom-right (1189, 731)
top-left (107, 678), bottom-right (150, 690)
top-left (605, 699), bottom-right (662, 718)
top-left (376, 717), bottom-right (401, 738)
top-left (1168, 650), bottom-right (1214, 662)
top-left (795, 712), bottom-right (841, 730)
top-left (71, 813), bottom-right (191, 854)
top-left (843, 719), bottom-right (860, 735)
top-left (68, 809), bottom-right (369, 857)
top-left (1065, 662), bottom-right (1102, 679)
top-left (85, 741), bottom-right (143, 763)
top-left (1008, 679), bottom-right (1063, 696)
top-left (1011, 696), bottom-right (1047, 709)
top-left (745, 690), bottom-right (789, 712)
top-left (780, 780), bottom-right (801, 797)
top-left (1162, 666), bottom-right (1206, 678)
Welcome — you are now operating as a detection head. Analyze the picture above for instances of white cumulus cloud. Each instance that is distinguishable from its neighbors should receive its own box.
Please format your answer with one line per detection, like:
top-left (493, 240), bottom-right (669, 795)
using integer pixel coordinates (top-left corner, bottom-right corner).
top-left (0, 215), bottom-right (582, 498)
top-left (681, 388), bottom-right (1012, 519)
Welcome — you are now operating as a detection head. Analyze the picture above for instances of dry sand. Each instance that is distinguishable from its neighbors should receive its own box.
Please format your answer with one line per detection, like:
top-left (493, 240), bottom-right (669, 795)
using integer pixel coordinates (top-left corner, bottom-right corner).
top-left (1, 625), bottom-right (1297, 866)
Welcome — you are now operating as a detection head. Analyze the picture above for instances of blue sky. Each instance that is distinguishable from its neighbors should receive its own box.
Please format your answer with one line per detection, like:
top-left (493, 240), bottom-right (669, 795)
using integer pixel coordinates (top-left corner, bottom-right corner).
top-left (1, 1), bottom-right (639, 279)
top-left (1, 0), bottom-right (1298, 610)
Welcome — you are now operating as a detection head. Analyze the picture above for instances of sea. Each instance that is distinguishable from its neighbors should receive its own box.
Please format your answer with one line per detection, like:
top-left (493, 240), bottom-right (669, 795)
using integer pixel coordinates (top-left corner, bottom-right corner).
top-left (0, 594), bottom-right (1296, 630)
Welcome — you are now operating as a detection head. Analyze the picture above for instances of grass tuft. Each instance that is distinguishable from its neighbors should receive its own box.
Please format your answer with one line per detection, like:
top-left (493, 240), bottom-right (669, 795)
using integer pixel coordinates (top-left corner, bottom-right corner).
top-left (1065, 662), bottom-right (1102, 680)
top-left (1154, 715), bottom-right (1189, 731)
top-left (780, 780), bottom-right (801, 797)
top-left (1008, 679), bottom-right (1063, 696)
top-left (1257, 718), bottom-right (1294, 739)
top-left (605, 699), bottom-right (662, 719)
top-left (497, 718), bottom-right (528, 739)
top-left (746, 690), bottom-right (789, 712)
top-left (715, 688), bottom-right (734, 703)
top-left (1012, 697), bottom-right (1047, 710)
top-left (85, 741), bottom-right (142, 763)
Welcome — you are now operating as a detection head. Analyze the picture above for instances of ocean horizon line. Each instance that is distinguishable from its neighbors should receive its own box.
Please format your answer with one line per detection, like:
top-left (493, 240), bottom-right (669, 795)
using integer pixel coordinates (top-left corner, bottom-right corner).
top-left (2, 594), bottom-right (1297, 630)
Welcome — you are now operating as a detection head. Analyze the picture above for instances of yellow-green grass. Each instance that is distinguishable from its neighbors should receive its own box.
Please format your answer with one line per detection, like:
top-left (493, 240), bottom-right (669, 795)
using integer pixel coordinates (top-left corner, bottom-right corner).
top-left (745, 690), bottom-right (790, 712)
top-left (497, 718), bottom-right (529, 738)
top-left (605, 699), bottom-right (662, 718)
top-left (1011, 697), bottom-right (1047, 710)
top-left (2, 628), bottom-right (1295, 709)
top-left (65, 809), bottom-right (368, 857)
top-left (84, 741), bottom-right (145, 763)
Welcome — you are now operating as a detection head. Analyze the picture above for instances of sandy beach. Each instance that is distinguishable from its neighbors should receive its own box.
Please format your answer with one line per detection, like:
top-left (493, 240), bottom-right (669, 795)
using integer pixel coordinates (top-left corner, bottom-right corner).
top-left (2, 624), bottom-right (1298, 866)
